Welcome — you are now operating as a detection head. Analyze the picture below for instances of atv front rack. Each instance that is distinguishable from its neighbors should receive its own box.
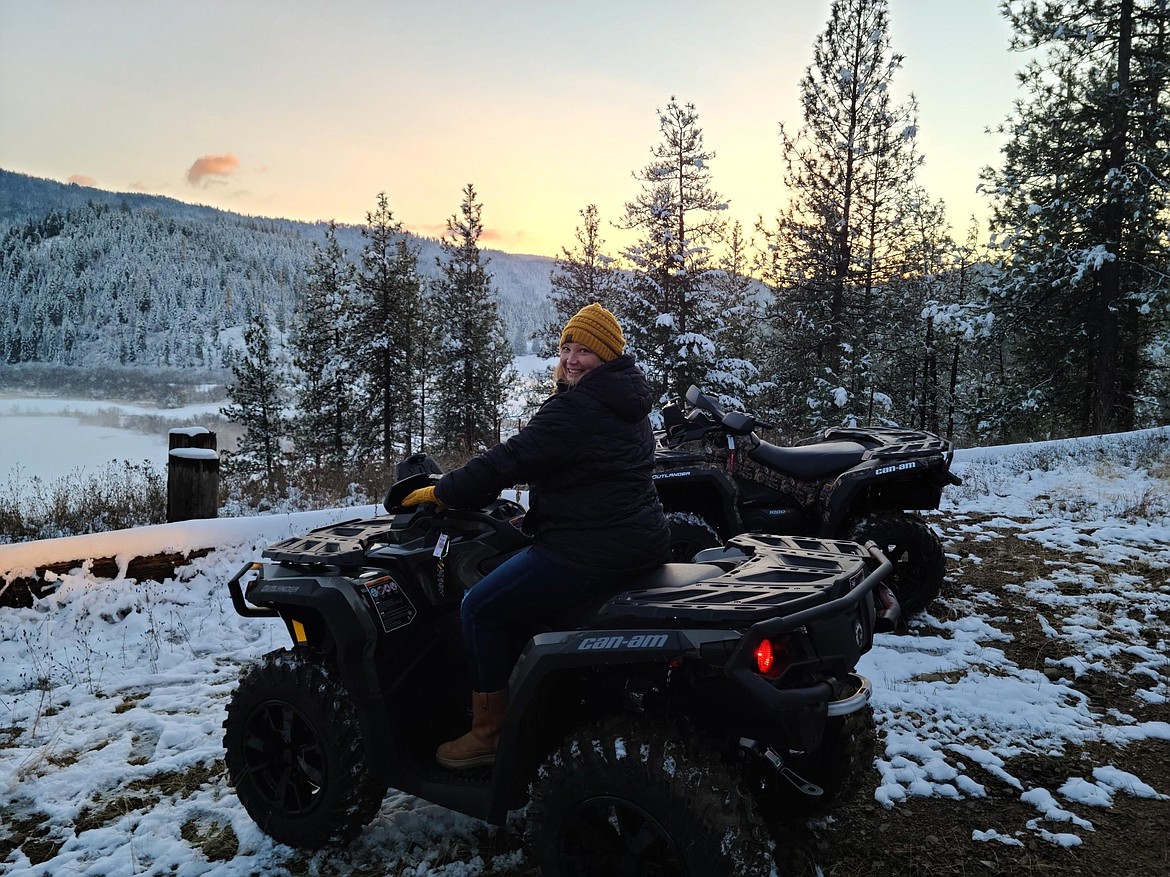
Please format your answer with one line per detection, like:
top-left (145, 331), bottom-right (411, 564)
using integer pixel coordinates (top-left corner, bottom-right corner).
top-left (263, 518), bottom-right (410, 567)
top-left (260, 501), bottom-right (529, 568)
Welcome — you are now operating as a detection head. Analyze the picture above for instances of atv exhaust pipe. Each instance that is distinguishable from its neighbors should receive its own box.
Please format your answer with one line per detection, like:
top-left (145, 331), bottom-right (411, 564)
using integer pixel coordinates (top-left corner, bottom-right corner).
top-left (874, 582), bottom-right (902, 633)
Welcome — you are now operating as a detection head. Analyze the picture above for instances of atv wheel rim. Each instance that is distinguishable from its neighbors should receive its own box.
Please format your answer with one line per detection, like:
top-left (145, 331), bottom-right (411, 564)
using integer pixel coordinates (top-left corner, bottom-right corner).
top-left (558, 795), bottom-right (684, 876)
top-left (882, 541), bottom-right (928, 603)
top-left (241, 699), bottom-right (327, 816)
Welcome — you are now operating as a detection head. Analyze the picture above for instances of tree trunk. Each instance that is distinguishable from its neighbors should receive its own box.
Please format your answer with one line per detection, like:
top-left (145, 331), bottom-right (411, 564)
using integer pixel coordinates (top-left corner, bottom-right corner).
top-left (1091, 0), bottom-right (1133, 433)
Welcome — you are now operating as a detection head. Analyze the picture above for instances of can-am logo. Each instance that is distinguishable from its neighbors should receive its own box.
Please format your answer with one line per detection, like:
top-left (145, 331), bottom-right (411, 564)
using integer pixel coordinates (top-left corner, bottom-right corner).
top-left (874, 460), bottom-right (919, 476)
top-left (577, 634), bottom-right (669, 651)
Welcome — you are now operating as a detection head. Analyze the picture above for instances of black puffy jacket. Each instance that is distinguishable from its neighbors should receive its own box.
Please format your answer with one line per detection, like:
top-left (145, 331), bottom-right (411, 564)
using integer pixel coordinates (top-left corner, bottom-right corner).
top-left (434, 354), bottom-right (670, 576)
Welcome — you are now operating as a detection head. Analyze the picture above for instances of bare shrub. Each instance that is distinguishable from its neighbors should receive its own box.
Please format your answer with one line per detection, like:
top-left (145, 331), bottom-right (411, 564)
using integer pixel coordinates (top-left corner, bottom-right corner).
top-left (0, 461), bottom-right (166, 543)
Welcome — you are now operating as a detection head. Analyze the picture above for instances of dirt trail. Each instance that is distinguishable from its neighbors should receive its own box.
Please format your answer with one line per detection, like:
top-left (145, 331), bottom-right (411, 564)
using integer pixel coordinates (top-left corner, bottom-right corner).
top-left (778, 517), bottom-right (1170, 877)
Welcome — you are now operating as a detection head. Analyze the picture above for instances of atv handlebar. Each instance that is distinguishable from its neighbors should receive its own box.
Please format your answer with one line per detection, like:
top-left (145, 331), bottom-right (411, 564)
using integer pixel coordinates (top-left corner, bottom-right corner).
top-left (683, 385), bottom-right (771, 436)
top-left (382, 471), bottom-right (442, 512)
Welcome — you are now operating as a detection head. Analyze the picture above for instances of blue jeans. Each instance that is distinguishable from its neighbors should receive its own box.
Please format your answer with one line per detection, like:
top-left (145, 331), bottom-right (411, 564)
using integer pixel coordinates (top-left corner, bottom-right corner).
top-left (461, 546), bottom-right (613, 691)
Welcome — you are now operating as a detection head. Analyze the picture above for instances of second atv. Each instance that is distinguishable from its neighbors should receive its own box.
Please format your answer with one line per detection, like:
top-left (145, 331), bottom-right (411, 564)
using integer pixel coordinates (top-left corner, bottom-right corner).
top-left (654, 384), bottom-right (960, 615)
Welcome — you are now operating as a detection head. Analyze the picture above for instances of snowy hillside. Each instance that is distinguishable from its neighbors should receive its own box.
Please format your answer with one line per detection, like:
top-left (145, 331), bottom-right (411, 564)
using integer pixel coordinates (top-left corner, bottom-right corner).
top-left (0, 169), bottom-right (556, 372)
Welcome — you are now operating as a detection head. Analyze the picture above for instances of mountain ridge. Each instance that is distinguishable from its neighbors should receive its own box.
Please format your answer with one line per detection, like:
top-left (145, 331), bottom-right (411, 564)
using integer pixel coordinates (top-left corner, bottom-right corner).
top-left (0, 169), bottom-right (556, 372)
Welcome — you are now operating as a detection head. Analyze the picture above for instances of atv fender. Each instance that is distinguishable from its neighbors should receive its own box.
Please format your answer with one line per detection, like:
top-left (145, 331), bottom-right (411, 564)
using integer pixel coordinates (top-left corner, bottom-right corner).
top-left (652, 466), bottom-right (742, 539)
top-left (490, 627), bottom-right (735, 823)
top-left (818, 455), bottom-right (954, 534)
top-left (229, 566), bottom-right (396, 780)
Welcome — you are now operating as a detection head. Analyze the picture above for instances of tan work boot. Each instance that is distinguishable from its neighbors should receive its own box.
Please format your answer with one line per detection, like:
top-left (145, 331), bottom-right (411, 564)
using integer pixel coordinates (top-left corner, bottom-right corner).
top-left (436, 689), bottom-right (508, 769)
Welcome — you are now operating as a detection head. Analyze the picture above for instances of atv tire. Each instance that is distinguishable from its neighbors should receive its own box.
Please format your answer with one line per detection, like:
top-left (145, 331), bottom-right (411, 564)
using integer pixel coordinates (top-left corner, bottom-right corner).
top-left (850, 511), bottom-right (945, 616)
top-left (665, 511), bottom-right (720, 562)
top-left (223, 648), bottom-right (387, 849)
top-left (526, 717), bottom-right (774, 877)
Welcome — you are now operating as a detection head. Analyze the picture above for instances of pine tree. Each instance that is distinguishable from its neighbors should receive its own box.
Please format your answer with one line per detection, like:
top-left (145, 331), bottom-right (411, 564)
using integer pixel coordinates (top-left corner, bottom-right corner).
top-left (412, 283), bottom-right (444, 454)
top-left (757, 0), bottom-right (927, 431)
top-left (872, 199), bottom-right (998, 438)
top-left (431, 184), bottom-right (516, 456)
top-left (220, 310), bottom-right (288, 494)
top-left (615, 97), bottom-right (735, 405)
top-left (706, 221), bottom-right (766, 411)
top-left (537, 204), bottom-right (620, 357)
top-left (981, 0), bottom-right (1170, 435)
top-left (290, 220), bottom-right (355, 468)
top-left (350, 193), bottom-right (428, 466)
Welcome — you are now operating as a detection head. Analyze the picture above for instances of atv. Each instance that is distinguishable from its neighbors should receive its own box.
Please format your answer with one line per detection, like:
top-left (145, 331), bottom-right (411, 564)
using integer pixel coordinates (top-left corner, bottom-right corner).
top-left (223, 471), bottom-right (893, 876)
top-left (654, 385), bottom-right (960, 616)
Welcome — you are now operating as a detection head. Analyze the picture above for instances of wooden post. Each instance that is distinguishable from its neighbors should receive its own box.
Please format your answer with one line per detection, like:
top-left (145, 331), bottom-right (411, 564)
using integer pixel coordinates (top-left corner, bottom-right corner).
top-left (167, 427), bottom-right (219, 522)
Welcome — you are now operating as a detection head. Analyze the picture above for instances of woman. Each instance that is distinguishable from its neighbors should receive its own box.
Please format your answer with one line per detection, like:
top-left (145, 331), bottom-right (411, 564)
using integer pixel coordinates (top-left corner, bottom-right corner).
top-left (401, 302), bottom-right (670, 769)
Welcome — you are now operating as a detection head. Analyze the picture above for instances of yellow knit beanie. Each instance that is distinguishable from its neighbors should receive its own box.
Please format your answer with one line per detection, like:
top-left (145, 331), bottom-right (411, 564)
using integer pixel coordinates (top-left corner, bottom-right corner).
top-left (559, 303), bottom-right (625, 362)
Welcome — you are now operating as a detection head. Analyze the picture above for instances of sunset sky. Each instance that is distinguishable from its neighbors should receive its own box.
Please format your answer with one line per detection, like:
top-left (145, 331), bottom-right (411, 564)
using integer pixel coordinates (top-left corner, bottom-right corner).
top-left (0, 0), bottom-right (1018, 258)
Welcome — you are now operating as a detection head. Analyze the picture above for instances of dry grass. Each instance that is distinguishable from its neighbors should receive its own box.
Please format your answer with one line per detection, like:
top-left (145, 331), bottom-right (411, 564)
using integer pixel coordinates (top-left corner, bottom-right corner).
top-left (0, 460), bottom-right (167, 542)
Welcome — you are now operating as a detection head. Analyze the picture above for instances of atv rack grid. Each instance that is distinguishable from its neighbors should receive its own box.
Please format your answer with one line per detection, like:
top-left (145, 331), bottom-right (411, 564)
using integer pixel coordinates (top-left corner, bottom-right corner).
top-left (601, 534), bottom-right (870, 624)
top-left (262, 519), bottom-right (407, 567)
top-left (809, 426), bottom-right (953, 461)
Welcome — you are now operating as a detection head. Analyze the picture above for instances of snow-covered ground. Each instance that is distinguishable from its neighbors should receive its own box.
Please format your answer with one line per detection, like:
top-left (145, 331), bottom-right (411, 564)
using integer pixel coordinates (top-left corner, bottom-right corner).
top-left (1, 429), bottom-right (1168, 875)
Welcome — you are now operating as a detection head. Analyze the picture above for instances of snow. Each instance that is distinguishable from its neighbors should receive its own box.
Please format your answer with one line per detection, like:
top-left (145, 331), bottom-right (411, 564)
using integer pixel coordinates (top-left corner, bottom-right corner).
top-left (511, 353), bottom-right (555, 378)
top-left (169, 448), bottom-right (220, 461)
top-left (1, 429), bottom-right (1168, 873)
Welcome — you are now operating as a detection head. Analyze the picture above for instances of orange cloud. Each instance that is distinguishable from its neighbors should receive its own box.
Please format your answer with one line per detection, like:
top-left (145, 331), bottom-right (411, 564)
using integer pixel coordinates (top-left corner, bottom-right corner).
top-left (67, 174), bottom-right (97, 187)
top-left (405, 223), bottom-right (508, 243)
top-left (404, 223), bottom-right (445, 237)
top-left (186, 153), bottom-right (240, 186)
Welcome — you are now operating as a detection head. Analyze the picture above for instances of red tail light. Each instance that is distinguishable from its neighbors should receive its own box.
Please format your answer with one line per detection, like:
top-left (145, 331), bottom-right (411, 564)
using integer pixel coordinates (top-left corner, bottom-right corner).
top-left (755, 639), bottom-right (775, 674)
top-left (753, 636), bottom-right (792, 678)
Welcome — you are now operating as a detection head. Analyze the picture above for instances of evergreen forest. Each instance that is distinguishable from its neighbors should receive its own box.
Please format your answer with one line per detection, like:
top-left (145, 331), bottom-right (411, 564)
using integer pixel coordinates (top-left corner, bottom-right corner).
top-left (2, 0), bottom-right (1167, 502)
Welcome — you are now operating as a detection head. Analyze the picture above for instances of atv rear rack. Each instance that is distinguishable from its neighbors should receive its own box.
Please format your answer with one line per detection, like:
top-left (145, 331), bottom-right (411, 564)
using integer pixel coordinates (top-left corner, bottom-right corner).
top-left (807, 425), bottom-right (953, 461)
top-left (600, 534), bottom-right (877, 624)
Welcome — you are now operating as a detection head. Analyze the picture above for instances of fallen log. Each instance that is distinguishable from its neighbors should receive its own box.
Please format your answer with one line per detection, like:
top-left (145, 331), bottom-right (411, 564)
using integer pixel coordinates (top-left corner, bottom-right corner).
top-left (0, 549), bottom-right (213, 609)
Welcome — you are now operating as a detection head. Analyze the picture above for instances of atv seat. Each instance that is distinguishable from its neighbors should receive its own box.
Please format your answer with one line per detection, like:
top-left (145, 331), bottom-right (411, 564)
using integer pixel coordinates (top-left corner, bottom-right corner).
top-left (748, 439), bottom-right (868, 479)
top-left (544, 564), bottom-right (724, 631)
top-left (628, 562), bottom-right (726, 592)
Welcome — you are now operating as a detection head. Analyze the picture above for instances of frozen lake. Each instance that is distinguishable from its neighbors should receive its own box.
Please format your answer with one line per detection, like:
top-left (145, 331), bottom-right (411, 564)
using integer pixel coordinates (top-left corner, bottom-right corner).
top-left (0, 397), bottom-right (221, 483)
top-left (1, 357), bottom-right (554, 485)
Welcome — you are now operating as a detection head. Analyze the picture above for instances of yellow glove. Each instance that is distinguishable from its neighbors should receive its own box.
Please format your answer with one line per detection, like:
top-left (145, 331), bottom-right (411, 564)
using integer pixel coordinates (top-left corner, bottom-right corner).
top-left (401, 485), bottom-right (447, 509)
